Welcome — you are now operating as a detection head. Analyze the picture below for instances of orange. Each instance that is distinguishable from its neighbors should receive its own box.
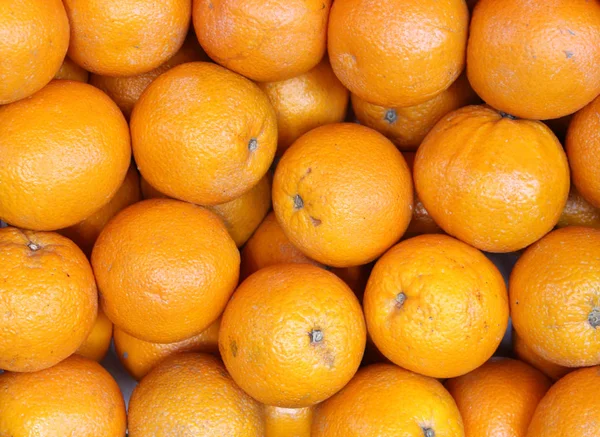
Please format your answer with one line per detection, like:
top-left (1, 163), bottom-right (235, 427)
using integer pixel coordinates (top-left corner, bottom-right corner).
top-left (63, 0), bottom-right (191, 76)
top-left (414, 105), bottom-right (570, 253)
top-left (0, 227), bottom-right (97, 372)
top-left (510, 226), bottom-right (600, 367)
top-left (0, 80), bottom-right (131, 231)
top-left (92, 199), bottom-right (239, 344)
top-left (131, 62), bottom-right (277, 205)
top-left (328, 0), bottom-right (469, 108)
top-left (114, 317), bottom-right (220, 381)
top-left (89, 34), bottom-right (207, 119)
top-left (58, 165), bottom-right (141, 257)
top-left (527, 366), bottom-right (600, 436)
top-left (128, 353), bottom-right (264, 436)
top-left (0, 0), bottom-right (69, 104)
top-left (467, 0), bottom-right (600, 120)
top-left (219, 263), bottom-right (366, 407)
top-left (312, 363), bottom-right (464, 437)
top-left (364, 234), bottom-right (509, 379)
top-left (76, 308), bottom-right (113, 362)
top-left (567, 95), bottom-right (600, 208)
top-left (257, 57), bottom-right (349, 155)
top-left (446, 358), bottom-right (551, 437)
top-left (512, 329), bottom-right (574, 381)
top-left (0, 355), bottom-right (126, 436)
top-left (193, 0), bottom-right (330, 82)
top-left (265, 406), bottom-right (313, 437)
top-left (557, 186), bottom-right (600, 229)
top-left (351, 74), bottom-right (479, 152)
top-left (54, 57), bottom-right (89, 83)
top-left (273, 123), bottom-right (413, 267)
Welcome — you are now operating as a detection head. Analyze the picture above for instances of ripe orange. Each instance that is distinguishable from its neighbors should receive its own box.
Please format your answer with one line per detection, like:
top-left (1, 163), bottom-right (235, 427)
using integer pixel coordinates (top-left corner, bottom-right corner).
top-left (131, 62), bottom-right (277, 205)
top-left (467, 0), bottom-right (600, 120)
top-left (0, 80), bottom-right (131, 231)
top-left (446, 358), bottom-right (551, 437)
top-left (527, 366), bottom-right (600, 436)
top-left (219, 263), bottom-right (366, 407)
top-left (0, 227), bottom-right (97, 372)
top-left (265, 406), bottom-right (313, 437)
top-left (76, 308), bottom-right (113, 362)
top-left (312, 363), bottom-right (464, 436)
top-left (556, 186), bottom-right (600, 229)
top-left (328, 0), bottom-right (469, 107)
top-left (54, 57), bottom-right (89, 83)
top-left (273, 123), bottom-right (413, 267)
top-left (91, 199), bottom-right (239, 344)
top-left (114, 317), bottom-right (220, 381)
top-left (193, 0), bottom-right (330, 82)
top-left (351, 74), bottom-right (479, 152)
top-left (257, 57), bottom-right (349, 155)
top-left (414, 105), bottom-right (570, 253)
top-left (364, 234), bottom-right (509, 378)
top-left (63, 0), bottom-right (192, 76)
top-left (510, 226), bottom-right (600, 367)
top-left (0, 355), bottom-right (126, 436)
top-left (512, 329), bottom-right (574, 381)
top-left (0, 0), bottom-right (69, 104)
top-left (128, 353), bottom-right (265, 436)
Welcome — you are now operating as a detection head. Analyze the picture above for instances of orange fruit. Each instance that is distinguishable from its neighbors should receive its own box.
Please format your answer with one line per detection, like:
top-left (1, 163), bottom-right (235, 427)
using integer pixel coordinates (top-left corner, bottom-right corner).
top-left (265, 406), bottom-right (313, 437)
top-left (0, 0), bottom-right (69, 104)
top-left (54, 57), bottom-right (89, 83)
top-left (312, 363), bottom-right (464, 437)
top-left (0, 355), bottom-right (126, 436)
top-left (91, 199), bottom-right (239, 344)
top-left (467, 0), bottom-right (600, 120)
top-left (273, 123), bottom-right (413, 267)
top-left (351, 74), bottom-right (479, 152)
top-left (364, 234), bottom-right (509, 378)
top-left (128, 353), bottom-right (265, 436)
top-left (114, 317), bottom-right (220, 381)
top-left (414, 105), bottom-right (570, 253)
top-left (58, 165), bottom-right (141, 258)
top-left (0, 227), bottom-right (97, 372)
top-left (219, 263), bottom-right (366, 407)
top-left (510, 226), bottom-right (600, 367)
top-left (0, 80), bottom-right (131, 231)
top-left (193, 0), bottom-right (330, 82)
top-left (567, 95), bottom-right (600, 208)
top-left (557, 186), bottom-right (600, 229)
top-left (76, 308), bottom-right (113, 362)
top-left (446, 358), bottom-right (551, 437)
top-left (328, 0), bottom-right (469, 108)
top-left (89, 33), bottom-right (207, 119)
top-left (257, 57), bottom-right (349, 155)
top-left (512, 329), bottom-right (574, 381)
top-left (63, 0), bottom-right (191, 76)
top-left (131, 62), bottom-right (277, 205)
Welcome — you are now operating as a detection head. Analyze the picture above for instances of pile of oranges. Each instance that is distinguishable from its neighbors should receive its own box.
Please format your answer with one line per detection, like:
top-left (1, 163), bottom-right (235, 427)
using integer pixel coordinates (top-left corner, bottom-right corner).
top-left (1, 0), bottom-right (600, 435)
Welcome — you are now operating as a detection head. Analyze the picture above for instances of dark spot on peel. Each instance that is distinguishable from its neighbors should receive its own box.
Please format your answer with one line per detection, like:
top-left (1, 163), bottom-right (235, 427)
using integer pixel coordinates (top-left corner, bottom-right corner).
top-left (498, 111), bottom-right (517, 120)
top-left (123, 352), bottom-right (129, 359)
top-left (564, 50), bottom-right (574, 59)
top-left (230, 340), bottom-right (238, 357)
top-left (310, 217), bottom-right (322, 227)
top-left (248, 138), bottom-right (258, 152)
top-left (396, 292), bottom-right (407, 308)
top-left (588, 308), bottom-right (600, 328)
top-left (293, 194), bottom-right (304, 210)
top-left (422, 427), bottom-right (435, 437)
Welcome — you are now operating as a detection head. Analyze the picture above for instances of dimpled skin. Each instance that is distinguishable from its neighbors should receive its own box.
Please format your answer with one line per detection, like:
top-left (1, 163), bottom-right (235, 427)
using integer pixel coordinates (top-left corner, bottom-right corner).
top-left (414, 105), bottom-right (570, 253)
top-left (512, 329), bottom-right (574, 382)
top-left (265, 406), bottom-right (313, 437)
top-left (364, 234), bottom-right (509, 379)
top-left (312, 364), bottom-right (464, 437)
top-left (114, 318), bottom-right (221, 381)
top-left (63, 0), bottom-right (191, 76)
top-left (257, 57), bottom-right (349, 155)
top-left (0, 356), bottom-right (126, 436)
top-left (76, 308), bottom-right (113, 362)
top-left (219, 264), bottom-right (366, 408)
top-left (328, 0), bottom-right (468, 108)
top-left (567, 95), bottom-right (600, 208)
top-left (54, 57), bottom-right (89, 83)
top-left (273, 123), bottom-right (413, 268)
top-left (91, 199), bottom-right (240, 344)
top-left (446, 358), bottom-right (551, 437)
top-left (352, 74), bottom-right (479, 152)
top-left (131, 62), bottom-right (277, 205)
top-left (467, 0), bottom-right (600, 120)
top-left (510, 227), bottom-right (600, 367)
top-left (0, 80), bottom-right (131, 231)
top-left (0, 0), bottom-right (69, 104)
top-left (128, 353), bottom-right (265, 437)
top-left (193, 0), bottom-right (330, 82)
top-left (557, 186), bottom-right (600, 229)
top-left (0, 228), bottom-right (97, 372)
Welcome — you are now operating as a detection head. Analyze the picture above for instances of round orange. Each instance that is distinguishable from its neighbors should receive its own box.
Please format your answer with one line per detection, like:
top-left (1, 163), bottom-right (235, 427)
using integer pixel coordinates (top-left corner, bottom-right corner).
top-left (0, 227), bottom-right (97, 372)
top-left (54, 57), bottom-right (89, 83)
top-left (76, 307), bottom-right (113, 362)
top-left (265, 406), bottom-right (313, 437)
top-left (219, 263), bottom-right (366, 407)
top-left (91, 199), bottom-right (239, 344)
top-left (557, 186), bottom-right (600, 229)
top-left (512, 329), bottom-right (574, 381)
top-left (0, 80), bottom-right (131, 231)
top-left (414, 105), bottom-right (570, 253)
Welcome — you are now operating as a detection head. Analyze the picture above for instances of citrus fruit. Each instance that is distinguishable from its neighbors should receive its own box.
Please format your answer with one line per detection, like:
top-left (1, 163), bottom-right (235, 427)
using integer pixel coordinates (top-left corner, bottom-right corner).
top-left (512, 329), bottom-right (574, 381)
top-left (557, 186), bottom-right (600, 229)
top-left (265, 406), bottom-right (313, 437)
top-left (54, 57), bottom-right (89, 83)
top-left (76, 307), bottom-right (113, 362)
